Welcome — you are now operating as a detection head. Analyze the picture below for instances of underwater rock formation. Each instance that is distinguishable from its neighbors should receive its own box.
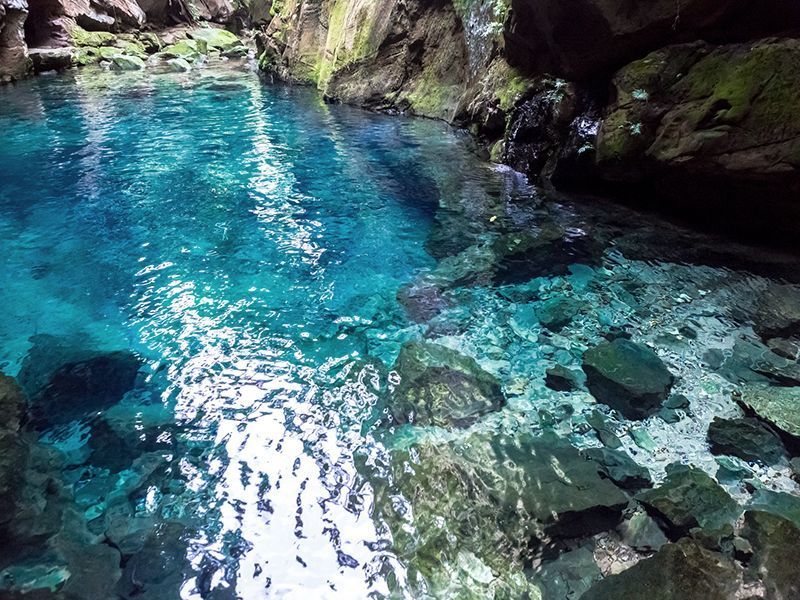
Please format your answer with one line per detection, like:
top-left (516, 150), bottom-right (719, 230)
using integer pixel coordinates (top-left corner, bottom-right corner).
top-left (582, 538), bottom-right (742, 600)
top-left (583, 339), bottom-right (675, 420)
top-left (389, 340), bottom-right (504, 427)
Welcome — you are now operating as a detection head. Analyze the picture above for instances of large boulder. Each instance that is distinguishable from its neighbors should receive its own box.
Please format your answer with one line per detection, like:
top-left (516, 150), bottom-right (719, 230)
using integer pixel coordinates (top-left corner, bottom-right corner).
top-left (583, 339), bottom-right (675, 419)
top-left (596, 39), bottom-right (800, 230)
top-left (503, 0), bottom-right (800, 79)
top-left (752, 283), bottom-right (800, 340)
top-left (24, 0), bottom-right (145, 49)
top-left (367, 430), bottom-right (626, 596)
top-left (582, 538), bottom-right (741, 600)
top-left (636, 464), bottom-right (740, 537)
top-left (28, 45), bottom-right (72, 71)
top-left (389, 341), bottom-right (504, 428)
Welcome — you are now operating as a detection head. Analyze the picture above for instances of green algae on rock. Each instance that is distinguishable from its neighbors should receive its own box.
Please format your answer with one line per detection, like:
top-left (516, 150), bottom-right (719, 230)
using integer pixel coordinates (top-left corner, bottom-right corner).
top-left (636, 464), bottom-right (740, 537)
top-left (743, 510), bottom-right (800, 599)
top-left (597, 39), bottom-right (800, 200)
top-left (110, 54), bottom-right (146, 70)
top-left (736, 384), bottom-right (800, 439)
top-left (368, 429), bottom-right (627, 596)
top-left (187, 27), bottom-right (240, 51)
top-left (389, 340), bottom-right (504, 427)
top-left (583, 339), bottom-right (675, 419)
top-left (581, 538), bottom-right (741, 600)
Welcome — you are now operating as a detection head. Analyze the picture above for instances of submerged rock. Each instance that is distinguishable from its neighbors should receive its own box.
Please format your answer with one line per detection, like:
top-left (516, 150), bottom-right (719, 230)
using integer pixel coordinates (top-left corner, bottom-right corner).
top-left (389, 341), bottom-right (504, 428)
top-left (747, 490), bottom-right (800, 528)
top-left (117, 522), bottom-right (187, 599)
top-left (743, 510), bottom-right (800, 599)
top-left (368, 430), bottom-right (627, 595)
top-left (545, 365), bottom-right (582, 392)
top-left (535, 545), bottom-right (601, 599)
top-left (619, 511), bottom-right (667, 552)
top-left (583, 339), bottom-right (675, 419)
top-left (735, 384), bottom-right (800, 440)
top-left (582, 538), bottom-right (741, 600)
top-left (21, 339), bottom-right (141, 425)
top-left (586, 410), bottom-right (622, 449)
top-left (753, 283), bottom-right (800, 340)
top-left (537, 297), bottom-right (582, 332)
top-left (636, 464), bottom-right (740, 537)
top-left (396, 282), bottom-right (450, 323)
top-left (0, 374), bottom-right (28, 530)
top-left (707, 416), bottom-right (786, 465)
top-left (582, 447), bottom-right (652, 491)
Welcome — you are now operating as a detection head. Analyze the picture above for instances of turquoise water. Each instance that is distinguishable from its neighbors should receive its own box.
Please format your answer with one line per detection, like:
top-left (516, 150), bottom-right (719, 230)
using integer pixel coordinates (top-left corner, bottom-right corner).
top-left (1, 63), bottom-right (800, 599)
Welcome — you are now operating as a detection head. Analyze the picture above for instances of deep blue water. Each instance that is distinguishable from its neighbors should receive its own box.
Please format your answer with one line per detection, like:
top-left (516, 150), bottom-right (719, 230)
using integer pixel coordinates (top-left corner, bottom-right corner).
top-left (2, 62), bottom-right (800, 599)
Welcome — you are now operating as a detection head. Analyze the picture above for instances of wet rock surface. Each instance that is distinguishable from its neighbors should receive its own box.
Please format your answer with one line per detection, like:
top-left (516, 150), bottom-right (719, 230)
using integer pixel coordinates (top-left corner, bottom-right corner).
top-left (736, 384), bottom-right (800, 440)
top-left (707, 416), bottom-right (787, 465)
top-left (583, 339), bottom-right (675, 419)
top-left (581, 538), bottom-right (742, 600)
top-left (743, 510), bottom-right (800, 599)
top-left (389, 340), bottom-right (504, 427)
top-left (636, 465), bottom-right (740, 537)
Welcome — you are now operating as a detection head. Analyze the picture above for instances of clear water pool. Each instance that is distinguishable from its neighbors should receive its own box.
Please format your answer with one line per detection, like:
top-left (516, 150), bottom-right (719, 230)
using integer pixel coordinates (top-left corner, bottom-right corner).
top-left (1, 62), bottom-right (799, 599)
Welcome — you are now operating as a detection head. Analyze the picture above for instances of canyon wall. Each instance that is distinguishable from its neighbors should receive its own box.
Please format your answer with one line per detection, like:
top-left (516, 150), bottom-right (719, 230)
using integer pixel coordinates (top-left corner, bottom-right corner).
top-left (256, 0), bottom-right (800, 240)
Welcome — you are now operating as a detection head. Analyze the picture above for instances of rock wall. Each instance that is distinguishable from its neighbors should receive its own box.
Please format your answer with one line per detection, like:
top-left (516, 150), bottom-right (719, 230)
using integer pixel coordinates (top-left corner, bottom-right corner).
top-left (0, 0), bottom-right (30, 80)
top-left (0, 0), bottom-right (239, 81)
top-left (256, 0), bottom-right (800, 243)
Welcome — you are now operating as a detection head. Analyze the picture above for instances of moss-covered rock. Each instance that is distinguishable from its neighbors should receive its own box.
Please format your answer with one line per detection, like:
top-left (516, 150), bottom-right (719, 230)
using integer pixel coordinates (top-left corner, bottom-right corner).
top-left (636, 464), bottom-right (740, 537)
top-left (187, 27), bottom-right (241, 51)
top-left (110, 54), bottom-right (146, 71)
top-left (582, 538), bottom-right (741, 600)
top-left (597, 39), bottom-right (800, 201)
top-left (389, 341), bottom-right (504, 427)
top-left (70, 26), bottom-right (117, 48)
top-left (161, 39), bottom-right (208, 62)
top-left (166, 57), bottom-right (192, 72)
